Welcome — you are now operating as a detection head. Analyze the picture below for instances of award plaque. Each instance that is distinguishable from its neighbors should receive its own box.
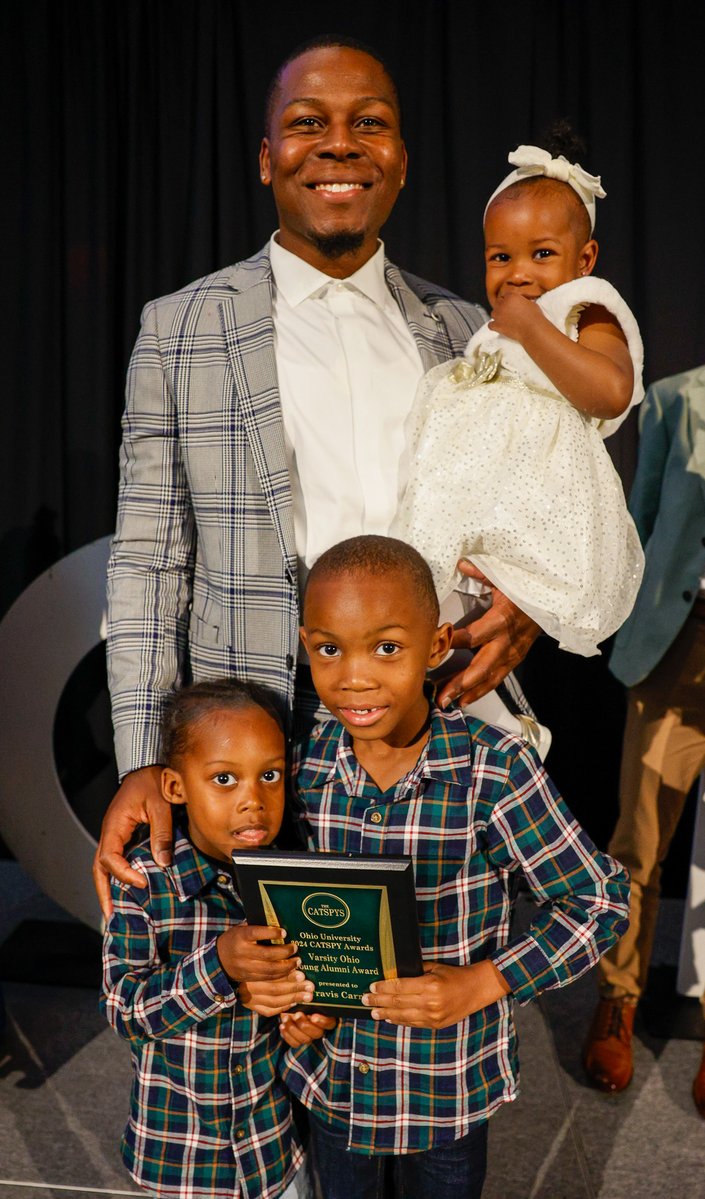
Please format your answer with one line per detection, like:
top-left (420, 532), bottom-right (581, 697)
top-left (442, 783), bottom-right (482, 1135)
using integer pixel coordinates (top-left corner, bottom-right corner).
top-left (231, 850), bottom-right (423, 1016)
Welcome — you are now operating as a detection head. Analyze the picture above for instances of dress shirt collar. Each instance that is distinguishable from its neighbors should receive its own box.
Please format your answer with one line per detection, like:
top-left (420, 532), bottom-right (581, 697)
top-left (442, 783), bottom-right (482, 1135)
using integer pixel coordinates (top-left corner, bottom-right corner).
top-left (269, 233), bottom-right (390, 310)
top-left (165, 826), bottom-right (230, 902)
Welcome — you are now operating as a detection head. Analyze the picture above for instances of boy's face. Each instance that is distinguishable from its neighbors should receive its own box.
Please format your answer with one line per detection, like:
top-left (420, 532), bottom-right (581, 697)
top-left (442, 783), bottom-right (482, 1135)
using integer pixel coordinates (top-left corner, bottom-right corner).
top-left (484, 187), bottom-right (598, 307)
top-left (161, 706), bottom-right (286, 863)
top-left (301, 568), bottom-right (452, 748)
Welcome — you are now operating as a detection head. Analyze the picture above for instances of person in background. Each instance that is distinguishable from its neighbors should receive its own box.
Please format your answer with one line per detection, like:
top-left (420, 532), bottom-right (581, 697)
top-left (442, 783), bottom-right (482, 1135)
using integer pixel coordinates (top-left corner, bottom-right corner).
top-left (582, 365), bottom-right (705, 1116)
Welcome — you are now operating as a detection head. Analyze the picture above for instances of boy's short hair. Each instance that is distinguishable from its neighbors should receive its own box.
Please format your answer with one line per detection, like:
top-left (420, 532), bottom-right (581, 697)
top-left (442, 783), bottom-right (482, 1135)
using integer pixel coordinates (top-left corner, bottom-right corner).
top-left (160, 677), bottom-right (284, 766)
top-left (305, 535), bottom-right (440, 623)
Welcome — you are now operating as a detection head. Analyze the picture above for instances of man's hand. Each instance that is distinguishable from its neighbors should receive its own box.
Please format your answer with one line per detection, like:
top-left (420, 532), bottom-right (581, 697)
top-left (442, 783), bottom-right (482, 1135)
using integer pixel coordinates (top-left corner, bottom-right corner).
top-left (361, 960), bottom-right (510, 1029)
top-left (279, 1010), bottom-right (338, 1046)
top-left (93, 765), bottom-right (172, 921)
top-left (436, 560), bottom-right (540, 709)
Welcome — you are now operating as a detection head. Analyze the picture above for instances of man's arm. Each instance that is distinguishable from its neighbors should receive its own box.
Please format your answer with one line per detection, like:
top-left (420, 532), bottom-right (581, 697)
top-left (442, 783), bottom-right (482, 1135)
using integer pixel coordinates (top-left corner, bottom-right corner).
top-left (98, 300), bottom-right (197, 912)
top-left (436, 560), bottom-right (540, 709)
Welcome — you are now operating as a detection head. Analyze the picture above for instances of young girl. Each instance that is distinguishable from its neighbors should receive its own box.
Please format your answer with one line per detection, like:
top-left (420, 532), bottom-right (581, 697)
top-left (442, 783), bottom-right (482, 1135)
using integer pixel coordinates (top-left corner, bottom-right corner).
top-left (395, 132), bottom-right (645, 661)
top-left (102, 677), bottom-right (330, 1199)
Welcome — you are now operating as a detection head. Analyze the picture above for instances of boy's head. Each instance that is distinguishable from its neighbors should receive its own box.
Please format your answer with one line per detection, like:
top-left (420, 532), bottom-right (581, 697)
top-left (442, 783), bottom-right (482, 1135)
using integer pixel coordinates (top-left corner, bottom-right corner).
top-left (159, 679), bottom-right (286, 862)
top-left (301, 536), bottom-right (452, 746)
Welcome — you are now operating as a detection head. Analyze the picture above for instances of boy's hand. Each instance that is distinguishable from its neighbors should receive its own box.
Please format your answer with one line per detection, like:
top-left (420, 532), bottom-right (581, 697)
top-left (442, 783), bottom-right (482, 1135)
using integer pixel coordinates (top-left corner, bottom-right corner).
top-left (279, 1010), bottom-right (338, 1047)
top-left (362, 960), bottom-right (510, 1028)
top-left (239, 974), bottom-right (315, 1018)
top-left (217, 924), bottom-right (302, 984)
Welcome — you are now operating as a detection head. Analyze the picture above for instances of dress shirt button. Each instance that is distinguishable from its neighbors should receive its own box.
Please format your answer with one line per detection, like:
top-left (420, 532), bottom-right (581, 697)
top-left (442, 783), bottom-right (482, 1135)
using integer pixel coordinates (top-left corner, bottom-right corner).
top-left (213, 993), bottom-right (226, 1004)
top-left (370, 810), bottom-right (383, 825)
top-left (236, 1128), bottom-right (246, 1140)
top-left (683, 590), bottom-right (693, 602)
top-left (234, 1063), bottom-right (245, 1074)
top-left (357, 1061), bottom-right (371, 1075)
top-left (217, 873), bottom-right (230, 887)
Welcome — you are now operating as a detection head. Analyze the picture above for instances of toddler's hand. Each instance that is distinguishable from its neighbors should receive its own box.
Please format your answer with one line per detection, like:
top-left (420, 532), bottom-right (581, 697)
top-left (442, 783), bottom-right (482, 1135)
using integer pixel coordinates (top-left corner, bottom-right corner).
top-left (488, 291), bottom-right (546, 345)
top-left (239, 973), bottom-right (314, 1018)
top-left (217, 922), bottom-right (300, 983)
top-left (279, 1010), bottom-right (337, 1047)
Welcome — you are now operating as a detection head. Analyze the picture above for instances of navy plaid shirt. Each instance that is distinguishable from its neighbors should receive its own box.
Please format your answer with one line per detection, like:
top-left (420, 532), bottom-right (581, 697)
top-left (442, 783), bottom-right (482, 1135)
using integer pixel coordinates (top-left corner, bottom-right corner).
top-left (282, 703), bottom-right (629, 1154)
top-left (101, 831), bottom-right (303, 1198)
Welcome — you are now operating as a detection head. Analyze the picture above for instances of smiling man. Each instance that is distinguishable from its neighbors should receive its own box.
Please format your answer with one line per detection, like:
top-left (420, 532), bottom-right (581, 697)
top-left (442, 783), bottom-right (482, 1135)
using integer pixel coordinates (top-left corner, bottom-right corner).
top-left (97, 35), bottom-right (540, 911)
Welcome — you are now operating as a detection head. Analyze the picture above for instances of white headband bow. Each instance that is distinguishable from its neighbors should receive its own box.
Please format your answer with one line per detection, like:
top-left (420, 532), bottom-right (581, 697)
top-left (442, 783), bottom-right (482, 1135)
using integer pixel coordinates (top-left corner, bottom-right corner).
top-left (484, 145), bottom-right (606, 233)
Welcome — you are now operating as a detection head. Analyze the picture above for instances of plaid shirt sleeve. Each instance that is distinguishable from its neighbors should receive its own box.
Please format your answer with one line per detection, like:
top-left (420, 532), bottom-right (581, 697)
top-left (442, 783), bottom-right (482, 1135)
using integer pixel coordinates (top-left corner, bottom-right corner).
top-left (101, 868), bottom-right (238, 1045)
top-left (485, 741), bottom-right (630, 1004)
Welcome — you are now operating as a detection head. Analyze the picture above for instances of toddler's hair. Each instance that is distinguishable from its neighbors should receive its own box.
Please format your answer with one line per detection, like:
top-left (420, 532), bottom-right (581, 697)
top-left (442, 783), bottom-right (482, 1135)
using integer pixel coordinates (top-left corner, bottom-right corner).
top-left (305, 534), bottom-right (440, 623)
top-left (160, 677), bottom-right (284, 766)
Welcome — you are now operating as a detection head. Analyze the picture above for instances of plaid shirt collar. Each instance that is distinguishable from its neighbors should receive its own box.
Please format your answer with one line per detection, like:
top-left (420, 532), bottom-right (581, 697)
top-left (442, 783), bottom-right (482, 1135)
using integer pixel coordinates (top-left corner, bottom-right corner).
top-left (164, 826), bottom-right (231, 903)
top-left (296, 699), bottom-right (475, 796)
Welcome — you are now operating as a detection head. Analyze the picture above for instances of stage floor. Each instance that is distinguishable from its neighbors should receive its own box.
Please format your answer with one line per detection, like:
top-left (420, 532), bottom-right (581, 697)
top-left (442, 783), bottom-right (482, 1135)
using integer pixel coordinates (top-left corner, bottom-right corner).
top-left (1, 859), bottom-right (704, 1199)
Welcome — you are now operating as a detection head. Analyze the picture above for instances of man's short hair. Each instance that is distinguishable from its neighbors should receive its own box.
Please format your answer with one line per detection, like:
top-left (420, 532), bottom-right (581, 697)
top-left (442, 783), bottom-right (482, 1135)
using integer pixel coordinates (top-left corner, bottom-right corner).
top-left (305, 535), bottom-right (439, 624)
top-left (264, 34), bottom-right (401, 135)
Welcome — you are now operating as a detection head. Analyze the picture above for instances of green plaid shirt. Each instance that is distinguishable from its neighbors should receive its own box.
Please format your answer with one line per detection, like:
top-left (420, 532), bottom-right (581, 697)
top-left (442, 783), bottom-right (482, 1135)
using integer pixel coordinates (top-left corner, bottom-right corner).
top-left (282, 703), bottom-right (629, 1154)
top-left (101, 830), bottom-right (303, 1198)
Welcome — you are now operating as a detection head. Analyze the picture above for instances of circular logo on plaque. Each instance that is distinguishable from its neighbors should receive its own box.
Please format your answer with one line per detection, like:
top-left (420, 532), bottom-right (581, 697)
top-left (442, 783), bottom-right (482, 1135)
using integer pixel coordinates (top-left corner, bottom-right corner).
top-left (302, 891), bottom-right (351, 929)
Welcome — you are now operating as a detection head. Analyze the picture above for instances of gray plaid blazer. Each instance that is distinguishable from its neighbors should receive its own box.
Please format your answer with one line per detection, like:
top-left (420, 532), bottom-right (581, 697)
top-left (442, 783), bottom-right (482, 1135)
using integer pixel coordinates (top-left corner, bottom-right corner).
top-left (107, 244), bottom-right (487, 778)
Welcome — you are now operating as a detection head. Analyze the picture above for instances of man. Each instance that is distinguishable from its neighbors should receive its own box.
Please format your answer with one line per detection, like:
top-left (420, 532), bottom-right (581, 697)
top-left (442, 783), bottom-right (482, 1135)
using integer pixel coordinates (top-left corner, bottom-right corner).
top-left (95, 36), bottom-right (540, 915)
top-left (582, 364), bottom-right (705, 1115)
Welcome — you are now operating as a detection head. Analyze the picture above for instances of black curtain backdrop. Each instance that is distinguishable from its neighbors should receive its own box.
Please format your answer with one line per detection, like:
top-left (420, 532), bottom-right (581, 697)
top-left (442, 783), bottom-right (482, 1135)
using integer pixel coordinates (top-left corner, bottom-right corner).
top-left (2, 0), bottom-right (704, 856)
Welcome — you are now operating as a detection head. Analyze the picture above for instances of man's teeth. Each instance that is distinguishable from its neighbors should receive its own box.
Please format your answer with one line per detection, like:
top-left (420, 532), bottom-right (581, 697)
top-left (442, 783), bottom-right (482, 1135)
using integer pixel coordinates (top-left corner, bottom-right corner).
top-left (314, 183), bottom-right (365, 192)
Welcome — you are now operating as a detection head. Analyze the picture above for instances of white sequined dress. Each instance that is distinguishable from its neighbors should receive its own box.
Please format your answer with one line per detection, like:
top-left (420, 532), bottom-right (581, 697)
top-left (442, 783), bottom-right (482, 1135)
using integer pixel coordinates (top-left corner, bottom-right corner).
top-left (394, 277), bottom-right (646, 656)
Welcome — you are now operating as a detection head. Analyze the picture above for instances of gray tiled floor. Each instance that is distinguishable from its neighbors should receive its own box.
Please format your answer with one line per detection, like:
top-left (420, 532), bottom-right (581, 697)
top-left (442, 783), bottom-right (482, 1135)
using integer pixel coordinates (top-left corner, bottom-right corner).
top-left (1, 862), bottom-right (704, 1199)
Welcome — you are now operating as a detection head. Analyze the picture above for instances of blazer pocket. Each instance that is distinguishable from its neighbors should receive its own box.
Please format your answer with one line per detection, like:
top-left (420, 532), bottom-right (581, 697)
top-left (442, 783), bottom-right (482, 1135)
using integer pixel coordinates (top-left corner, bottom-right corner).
top-left (189, 592), bottom-right (224, 648)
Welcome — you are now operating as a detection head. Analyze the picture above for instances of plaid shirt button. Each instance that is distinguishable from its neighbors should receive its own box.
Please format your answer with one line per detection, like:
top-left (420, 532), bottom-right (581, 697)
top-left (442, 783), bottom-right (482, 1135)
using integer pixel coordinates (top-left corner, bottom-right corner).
top-left (369, 811), bottom-right (382, 824)
top-left (213, 993), bottom-right (226, 1004)
top-left (217, 874), bottom-right (230, 887)
top-left (357, 1062), bottom-right (371, 1075)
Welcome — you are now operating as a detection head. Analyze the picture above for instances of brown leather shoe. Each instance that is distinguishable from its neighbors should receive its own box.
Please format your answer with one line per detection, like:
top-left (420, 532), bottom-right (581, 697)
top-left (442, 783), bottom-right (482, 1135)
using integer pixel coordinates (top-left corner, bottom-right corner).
top-left (693, 1043), bottom-right (705, 1118)
top-left (582, 996), bottom-right (637, 1092)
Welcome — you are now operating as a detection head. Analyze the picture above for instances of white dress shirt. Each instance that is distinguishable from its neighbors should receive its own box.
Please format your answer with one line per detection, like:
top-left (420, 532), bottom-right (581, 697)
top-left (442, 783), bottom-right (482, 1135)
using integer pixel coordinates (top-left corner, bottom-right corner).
top-left (269, 236), bottom-right (424, 577)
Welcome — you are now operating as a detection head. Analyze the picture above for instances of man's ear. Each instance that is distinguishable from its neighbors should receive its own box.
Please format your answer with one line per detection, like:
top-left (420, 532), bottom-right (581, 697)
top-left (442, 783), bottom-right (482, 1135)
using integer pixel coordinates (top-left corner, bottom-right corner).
top-left (161, 767), bottom-right (188, 806)
top-left (428, 621), bottom-right (454, 669)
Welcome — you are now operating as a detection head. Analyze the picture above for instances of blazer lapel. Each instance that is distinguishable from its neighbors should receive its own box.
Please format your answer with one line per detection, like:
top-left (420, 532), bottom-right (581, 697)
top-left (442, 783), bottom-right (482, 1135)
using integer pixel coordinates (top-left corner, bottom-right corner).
top-left (219, 252), bottom-right (297, 581)
top-left (384, 261), bottom-right (453, 372)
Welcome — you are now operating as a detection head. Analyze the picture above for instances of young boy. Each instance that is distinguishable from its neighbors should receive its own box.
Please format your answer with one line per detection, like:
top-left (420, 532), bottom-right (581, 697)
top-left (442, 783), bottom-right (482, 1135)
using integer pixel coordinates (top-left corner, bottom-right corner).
top-left (281, 535), bottom-right (629, 1199)
top-left (101, 678), bottom-right (333, 1199)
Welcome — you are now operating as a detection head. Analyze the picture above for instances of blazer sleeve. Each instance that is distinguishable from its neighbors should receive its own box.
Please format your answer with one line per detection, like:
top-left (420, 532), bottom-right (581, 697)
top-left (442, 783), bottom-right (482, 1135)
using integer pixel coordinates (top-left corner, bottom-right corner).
top-left (627, 381), bottom-right (672, 548)
top-left (106, 300), bottom-right (197, 778)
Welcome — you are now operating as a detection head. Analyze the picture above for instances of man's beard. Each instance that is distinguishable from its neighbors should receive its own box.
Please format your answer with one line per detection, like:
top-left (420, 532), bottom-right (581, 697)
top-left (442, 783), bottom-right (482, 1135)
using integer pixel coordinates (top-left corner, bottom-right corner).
top-left (310, 229), bottom-right (365, 260)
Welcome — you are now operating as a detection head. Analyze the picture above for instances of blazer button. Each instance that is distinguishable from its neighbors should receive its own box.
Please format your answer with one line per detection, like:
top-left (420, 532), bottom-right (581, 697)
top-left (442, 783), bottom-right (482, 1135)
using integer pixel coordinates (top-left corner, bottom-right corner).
top-left (370, 811), bottom-right (383, 824)
top-left (286, 653), bottom-right (294, 671)
top-left (683, 590), bottom-right (693, 603)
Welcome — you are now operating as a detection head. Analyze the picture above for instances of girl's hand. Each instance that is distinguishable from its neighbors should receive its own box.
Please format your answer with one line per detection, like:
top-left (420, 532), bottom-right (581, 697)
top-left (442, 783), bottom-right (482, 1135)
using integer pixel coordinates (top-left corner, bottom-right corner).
top-left (361, 960), bottom-right (510, 1028)
top-left (488, 291), bottom-right (545, 345)
top-left (217, 923), bottom-right (301, 983)
top-left (239, 973), bottom-right (314, 1018)
top-left (279, 1010), bottom-right (338, 1046)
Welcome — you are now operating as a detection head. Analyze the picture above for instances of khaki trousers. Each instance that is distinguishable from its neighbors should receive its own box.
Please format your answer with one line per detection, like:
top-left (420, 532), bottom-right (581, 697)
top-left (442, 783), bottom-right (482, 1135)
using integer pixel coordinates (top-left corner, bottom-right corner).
top-left (599, 610), bottom-right (705, 999)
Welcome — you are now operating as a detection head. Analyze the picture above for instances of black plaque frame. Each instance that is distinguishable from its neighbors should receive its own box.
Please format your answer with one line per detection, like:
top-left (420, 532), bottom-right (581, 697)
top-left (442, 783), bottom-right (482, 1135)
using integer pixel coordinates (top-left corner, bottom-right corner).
top-left (232, 850), bottom-right (423, 1016)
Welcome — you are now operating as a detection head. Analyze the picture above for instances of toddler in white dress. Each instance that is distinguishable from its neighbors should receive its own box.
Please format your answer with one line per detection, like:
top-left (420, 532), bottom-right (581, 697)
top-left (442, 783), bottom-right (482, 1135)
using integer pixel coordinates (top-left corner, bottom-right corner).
top-left (396, 140), bottom-right (645, 664)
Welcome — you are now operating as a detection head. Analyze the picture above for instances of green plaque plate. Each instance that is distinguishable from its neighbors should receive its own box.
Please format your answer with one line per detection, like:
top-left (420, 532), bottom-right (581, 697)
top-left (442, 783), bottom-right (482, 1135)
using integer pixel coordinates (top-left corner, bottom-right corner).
top-left (232, 850), bottom-right (423, 1016)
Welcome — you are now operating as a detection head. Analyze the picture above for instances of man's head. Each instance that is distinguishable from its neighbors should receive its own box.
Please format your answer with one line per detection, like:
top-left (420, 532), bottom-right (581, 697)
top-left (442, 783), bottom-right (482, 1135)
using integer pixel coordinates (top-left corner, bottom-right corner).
top-left (260, 37), bottom-right (407, 278)
top-left (301, 536), bottom-right (452, 747)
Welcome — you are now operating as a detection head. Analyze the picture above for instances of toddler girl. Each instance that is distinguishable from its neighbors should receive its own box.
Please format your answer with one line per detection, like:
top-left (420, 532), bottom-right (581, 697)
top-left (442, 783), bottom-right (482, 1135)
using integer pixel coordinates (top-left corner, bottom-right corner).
top-left (396, 132), bottom-right (645, 660)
